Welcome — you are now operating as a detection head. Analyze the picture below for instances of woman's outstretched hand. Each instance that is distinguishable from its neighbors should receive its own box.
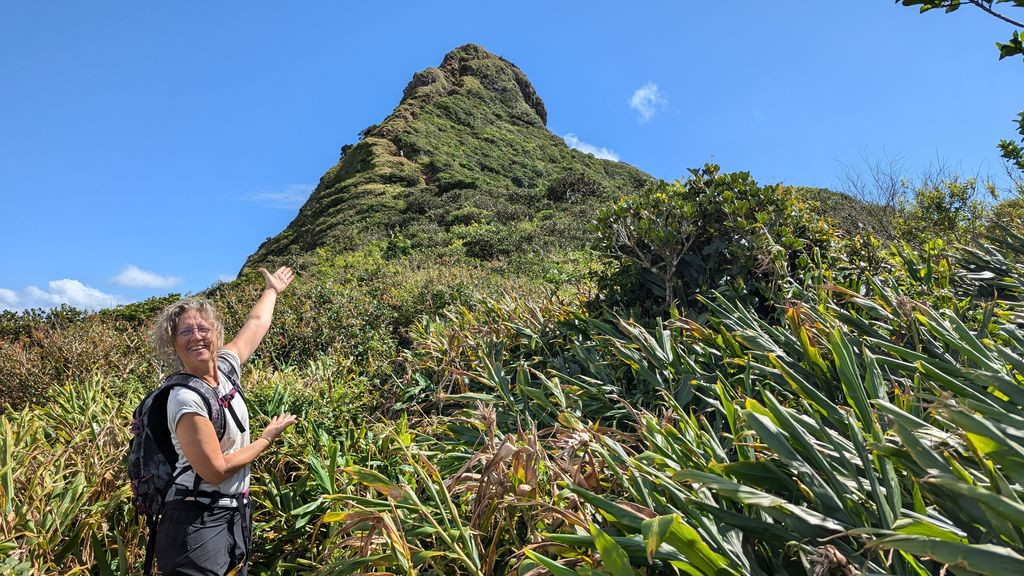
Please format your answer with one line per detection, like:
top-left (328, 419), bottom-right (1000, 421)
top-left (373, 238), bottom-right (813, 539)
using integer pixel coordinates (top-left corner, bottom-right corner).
top-left (260, 266), bottom-right (294, 295)
top-left (261, 412), bottom-right (298, 443)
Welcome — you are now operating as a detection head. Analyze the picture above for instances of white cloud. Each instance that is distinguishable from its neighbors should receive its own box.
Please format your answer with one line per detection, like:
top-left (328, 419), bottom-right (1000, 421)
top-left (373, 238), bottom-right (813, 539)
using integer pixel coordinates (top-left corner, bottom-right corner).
top-left (563, 133), bottom-right (620, 161)
top-left (0, 288), bottom-right (18, 308)
top-left (111, 265), bottom-right (182, 289)
top-left (629, 82), bottom-right (667, 122)
top-left (17, 280), bottom-right (125, 311)
top-left (247, 184), bottom-right (312, 210)
top-left (217, 274), bottom-right (236, 283)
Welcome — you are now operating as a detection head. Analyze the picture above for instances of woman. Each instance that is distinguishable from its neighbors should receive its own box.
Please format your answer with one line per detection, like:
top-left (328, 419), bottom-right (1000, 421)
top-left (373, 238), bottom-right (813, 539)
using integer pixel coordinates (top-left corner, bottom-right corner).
top-left (151, 266), bottom-right (298, 575)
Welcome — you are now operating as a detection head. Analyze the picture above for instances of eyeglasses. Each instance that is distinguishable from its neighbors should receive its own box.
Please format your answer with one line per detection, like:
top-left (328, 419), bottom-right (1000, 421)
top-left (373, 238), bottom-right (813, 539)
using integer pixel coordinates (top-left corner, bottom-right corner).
top-left (177, 325), bottom-right (212, 339)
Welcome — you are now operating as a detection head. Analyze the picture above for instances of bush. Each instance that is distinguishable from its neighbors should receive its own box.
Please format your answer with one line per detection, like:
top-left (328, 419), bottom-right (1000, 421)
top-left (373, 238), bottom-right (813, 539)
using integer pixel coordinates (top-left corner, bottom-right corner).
top-left (446, 206), bottom-right (493, 226)
top-left (894, 175), bottom-right (993, 246)
top-left (546, 170), bottom-right (605, 203)
top-left (455, 222), bottom-right (538, 260)
top-left (95, 293), bottom-right (182, 326)
top-left (595, 164), bottom-right (837, 315)
top-left (0, 312), bottom-right (154, 410)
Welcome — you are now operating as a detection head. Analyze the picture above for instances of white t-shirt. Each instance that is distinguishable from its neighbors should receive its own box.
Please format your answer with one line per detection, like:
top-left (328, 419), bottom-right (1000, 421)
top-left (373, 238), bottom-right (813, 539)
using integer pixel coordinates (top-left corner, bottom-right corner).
top-left (166, 349), bottom-right (250, 505)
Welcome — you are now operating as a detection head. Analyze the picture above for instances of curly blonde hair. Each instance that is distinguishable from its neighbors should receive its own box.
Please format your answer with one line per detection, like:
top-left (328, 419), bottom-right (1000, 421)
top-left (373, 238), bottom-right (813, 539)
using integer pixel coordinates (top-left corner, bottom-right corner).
top-left (152, 297), bottom-right (224, 371)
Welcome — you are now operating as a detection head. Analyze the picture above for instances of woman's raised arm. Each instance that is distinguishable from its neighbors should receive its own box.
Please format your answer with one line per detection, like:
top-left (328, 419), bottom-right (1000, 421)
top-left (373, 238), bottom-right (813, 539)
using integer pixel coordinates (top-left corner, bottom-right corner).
top-left (225, 266), bottom-right (294, 364)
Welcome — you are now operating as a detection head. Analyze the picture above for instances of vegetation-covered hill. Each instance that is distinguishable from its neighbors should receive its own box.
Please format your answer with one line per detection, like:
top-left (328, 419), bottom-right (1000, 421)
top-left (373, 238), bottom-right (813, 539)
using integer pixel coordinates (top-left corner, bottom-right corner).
top-left (5, 41), bottom-right (1024, 576)
top-left (244, 44), bottom-right (651, 270)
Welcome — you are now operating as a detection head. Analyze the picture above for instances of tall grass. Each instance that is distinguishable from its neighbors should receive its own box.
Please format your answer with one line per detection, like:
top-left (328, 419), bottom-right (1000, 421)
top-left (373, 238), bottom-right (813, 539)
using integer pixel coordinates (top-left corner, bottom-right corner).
top-left (0, 377), bottom-right (142, 575)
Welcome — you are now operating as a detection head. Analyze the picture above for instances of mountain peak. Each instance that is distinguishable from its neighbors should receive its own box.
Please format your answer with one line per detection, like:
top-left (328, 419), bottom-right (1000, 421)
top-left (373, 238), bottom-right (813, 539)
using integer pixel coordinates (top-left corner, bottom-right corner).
top-left (243, 45), bottom-right (649, 270)
top-left (398, 44), bottom-right (547, 125)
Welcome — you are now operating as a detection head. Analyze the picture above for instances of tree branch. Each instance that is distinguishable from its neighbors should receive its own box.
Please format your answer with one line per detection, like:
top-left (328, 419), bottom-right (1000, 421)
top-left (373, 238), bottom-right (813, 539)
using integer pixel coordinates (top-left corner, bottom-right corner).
top-left (966, 0), bottom-right (1024, 28)
top-left (926, 1), bottom-right (1024, 28)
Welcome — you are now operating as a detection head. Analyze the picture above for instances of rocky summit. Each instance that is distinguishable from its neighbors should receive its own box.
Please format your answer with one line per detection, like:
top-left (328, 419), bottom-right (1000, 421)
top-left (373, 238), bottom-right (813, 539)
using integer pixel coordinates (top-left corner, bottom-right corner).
top-left (243, 44), bottom-right (650, 270)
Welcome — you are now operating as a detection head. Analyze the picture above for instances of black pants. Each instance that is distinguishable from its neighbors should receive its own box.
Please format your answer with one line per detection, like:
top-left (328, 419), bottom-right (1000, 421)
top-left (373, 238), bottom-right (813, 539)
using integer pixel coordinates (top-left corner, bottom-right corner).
top-left (154, 499), bottom-right (252, 576)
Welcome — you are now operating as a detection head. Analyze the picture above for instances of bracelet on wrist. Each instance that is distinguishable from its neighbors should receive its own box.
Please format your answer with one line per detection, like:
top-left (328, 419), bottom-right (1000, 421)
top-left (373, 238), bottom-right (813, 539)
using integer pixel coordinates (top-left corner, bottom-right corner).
top-left (259, 435), bottom-right (273, 445)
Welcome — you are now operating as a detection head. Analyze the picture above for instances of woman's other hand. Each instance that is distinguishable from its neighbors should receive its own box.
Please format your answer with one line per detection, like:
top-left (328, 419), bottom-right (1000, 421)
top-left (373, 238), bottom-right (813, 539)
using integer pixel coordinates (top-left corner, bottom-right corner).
top-left (260, 266), bottom-right (295, 295)
top-left (261, 412), bottom-right (298, 443)
top-left (179, 411), bottom-right (299, 484)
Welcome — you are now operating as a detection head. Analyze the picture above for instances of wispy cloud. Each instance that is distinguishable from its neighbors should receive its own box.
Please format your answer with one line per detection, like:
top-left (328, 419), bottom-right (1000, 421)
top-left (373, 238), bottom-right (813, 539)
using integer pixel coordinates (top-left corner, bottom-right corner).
top-left (629, 82), bottom-right (667, 122)
top-left (2, 279), bottom-right (126, 311)
top-left (111, 265), bottom-right (182, 289)
top-left (217, 273), bottom-right (236, 283)
top-left (247, 184), bottom-right (312, 210)
top-left (563, 133), bottom-right (620, 161)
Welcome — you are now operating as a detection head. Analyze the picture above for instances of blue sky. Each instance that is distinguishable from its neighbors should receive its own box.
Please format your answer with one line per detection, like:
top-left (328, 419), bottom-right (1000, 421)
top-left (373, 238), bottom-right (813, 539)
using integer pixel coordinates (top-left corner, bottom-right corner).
top-left (1, 1), bottom-right (1022, 311)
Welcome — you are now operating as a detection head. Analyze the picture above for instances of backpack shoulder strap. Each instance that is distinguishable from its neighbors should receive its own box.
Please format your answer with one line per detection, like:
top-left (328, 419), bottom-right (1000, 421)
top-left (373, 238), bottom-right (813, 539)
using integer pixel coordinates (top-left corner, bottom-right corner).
top-left (163, 373), bottom-right (228, 441)
top-left (215, 352), bottom-right (248, 434)
top-left (217, 353), bottom-right (243, 397)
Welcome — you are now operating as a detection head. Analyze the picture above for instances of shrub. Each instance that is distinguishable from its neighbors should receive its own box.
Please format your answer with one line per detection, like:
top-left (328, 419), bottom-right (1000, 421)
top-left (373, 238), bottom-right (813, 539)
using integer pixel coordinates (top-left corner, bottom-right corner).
top-left (0, 313), bottom-right (154, 410)
top-left (990, 195), bottom-right (1024, 228)
top-left (455, 222), bottom-right (538, 260)
top-left (546, 170), bottom-right (605, 203)
top-left (95, 293), bottom-right (182, 326)
top-left (894, 175), bottom-right (994, 246)
top-left (446, 206), bottom-right (493, 226)
top-left (595, 164), bottom-right (837, 315)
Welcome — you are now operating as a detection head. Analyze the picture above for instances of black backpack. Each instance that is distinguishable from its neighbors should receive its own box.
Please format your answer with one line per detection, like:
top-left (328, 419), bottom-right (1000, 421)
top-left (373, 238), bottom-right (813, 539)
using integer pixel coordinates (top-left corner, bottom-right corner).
top-left (127, 357), bottom-right (245, 575)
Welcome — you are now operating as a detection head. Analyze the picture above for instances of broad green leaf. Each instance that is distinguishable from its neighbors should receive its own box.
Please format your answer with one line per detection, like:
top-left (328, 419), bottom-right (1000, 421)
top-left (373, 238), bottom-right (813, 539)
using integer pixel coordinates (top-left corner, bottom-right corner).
top-left (943, 409), bottom-right (1024, 480)
top-left (660, 516), bottom-right (739, 576)
top-left (564, 483), bottom-right (647, 530)
top-left (892, 518), bottom-right (967, 543)
top-left (925, 474), bottom-right (1024, 528)
top-left (641, 515), bottom-right (674, 563)
top-left (320, 510), bottom-right (350, 523)
top-left (873, 403), bottom-right (950, 473)
top-left (342, 466), bottom-right (406, 499)
top-left (673, 469), bottom-right (847, 533)
top-left (289, 497), bottom-right (323, 517)
top-left (768, 353), bottom-right (843, 422)
top-left (830, 328), bottom-right (872, 430)
top-left (719, 460), bottom-right (800, 495)
top-left (874, 535), bottom-right (1024, 575)
top-left (524, 550), bottom-right (581, 576)
top-left (590, 524), bottom-right (638, 576)
top-left (544, 533), bottom-right (690, 564)
top-left (758, 392), bottom-right (851, 517)
top-left (848, 418), bottom-right (893, 529)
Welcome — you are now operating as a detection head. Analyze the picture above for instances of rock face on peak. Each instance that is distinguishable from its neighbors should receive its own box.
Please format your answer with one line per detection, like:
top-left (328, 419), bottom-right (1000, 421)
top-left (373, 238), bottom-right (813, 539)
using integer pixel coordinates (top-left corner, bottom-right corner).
top-left (243, 44), bottom-right (650, 270)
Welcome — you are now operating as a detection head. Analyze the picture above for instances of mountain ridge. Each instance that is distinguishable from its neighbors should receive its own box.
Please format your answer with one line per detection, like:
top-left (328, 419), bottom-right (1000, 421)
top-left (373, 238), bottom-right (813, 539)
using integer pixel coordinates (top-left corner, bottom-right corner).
top-left (242, 44), bottom-right (651, 271)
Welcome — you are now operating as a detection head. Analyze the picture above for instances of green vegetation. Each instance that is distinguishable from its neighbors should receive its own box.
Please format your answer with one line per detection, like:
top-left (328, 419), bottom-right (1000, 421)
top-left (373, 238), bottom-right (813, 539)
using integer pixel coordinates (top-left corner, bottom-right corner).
top-left (5, 162), bottom-right (1024, 574)
top-left (595, 164), bottom-right (836, 314)
top-left (6, 42), bottom-right (1024, 576)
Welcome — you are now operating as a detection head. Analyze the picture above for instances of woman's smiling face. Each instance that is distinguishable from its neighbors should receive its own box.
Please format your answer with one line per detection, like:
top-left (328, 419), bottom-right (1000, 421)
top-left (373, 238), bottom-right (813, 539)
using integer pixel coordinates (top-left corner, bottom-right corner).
top-left (173, 309), bottom-right (217, 367)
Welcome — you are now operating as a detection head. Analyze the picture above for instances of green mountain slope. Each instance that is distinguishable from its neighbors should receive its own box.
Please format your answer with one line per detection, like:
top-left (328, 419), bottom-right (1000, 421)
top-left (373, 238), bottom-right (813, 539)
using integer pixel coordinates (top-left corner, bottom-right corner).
top-left (244, 44), bottom-right (652, 270)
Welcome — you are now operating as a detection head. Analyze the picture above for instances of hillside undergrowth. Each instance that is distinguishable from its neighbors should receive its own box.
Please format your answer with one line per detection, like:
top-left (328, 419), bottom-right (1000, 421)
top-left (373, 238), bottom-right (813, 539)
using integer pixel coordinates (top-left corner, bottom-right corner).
top-left (3, 167), bottom-right (1024, 575)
